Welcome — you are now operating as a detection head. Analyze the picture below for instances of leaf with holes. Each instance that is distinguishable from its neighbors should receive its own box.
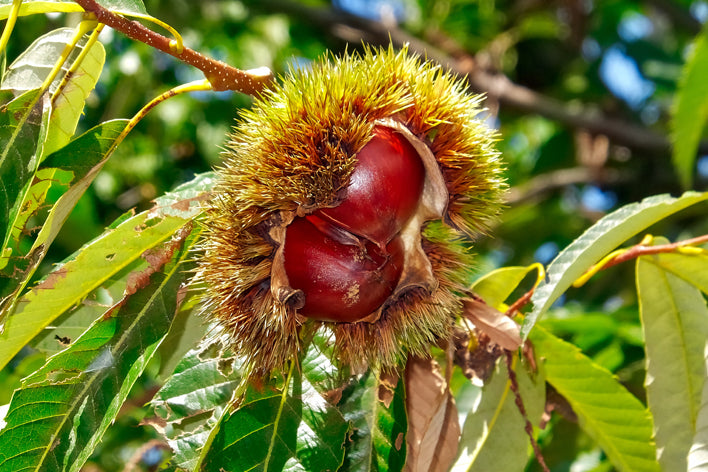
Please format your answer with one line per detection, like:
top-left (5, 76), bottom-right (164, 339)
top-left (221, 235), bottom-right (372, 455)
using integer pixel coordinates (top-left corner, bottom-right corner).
top-left (0, 172), bottom-right (214, 373)
top-left (147, 337), bottom-right (243, 471)
top-left (0, 224), bottom-right (197, 472)
top-left (339, 368), bottom-right (407, 472)
top-left (197, 331), bottom-right (349, 472)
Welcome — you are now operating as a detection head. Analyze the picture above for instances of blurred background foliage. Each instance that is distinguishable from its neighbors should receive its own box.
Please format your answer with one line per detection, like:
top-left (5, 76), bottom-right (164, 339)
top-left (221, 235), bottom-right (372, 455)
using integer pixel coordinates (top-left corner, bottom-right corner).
top-left (2, 0), bottom-right (708, 470)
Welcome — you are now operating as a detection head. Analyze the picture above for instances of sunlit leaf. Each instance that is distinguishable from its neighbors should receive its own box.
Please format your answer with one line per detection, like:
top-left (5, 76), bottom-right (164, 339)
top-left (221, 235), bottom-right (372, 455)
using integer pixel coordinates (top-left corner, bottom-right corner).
top-left (0, 0), bottom-right (147, 19)
top-left (155, 295), bottom-right (209, 381)
top-left (525, 191), bottom-right (708, 337)
top-left (340, 368), bottom-right (407, 472)
top-left (30, 249), bottom-right (145, 357)
top-left (0, 223), bottom-right (197, 472)
top-left (671, 23), bottom-right (708, 189)
top-left (531, 326), bottom-right (660, 472)
top-left (148, 337), bottom-right (243, 471)
top-left (689, 372), bottom-right (708, 471)
top-left (643, 250), bottom-right (708, 295)
top-left (1, 27), bottom-right (106, 157)
top-left (0, 120), bottom-right (126, 328)
top-left (0, 89), bottom-right (49, 325)
top-left (471, 265), bottom-right (539, 308)
top-left (452, 357), bottom-right (544, 472)
top-left (198, 331), bottom-right (348, 472)
top-left (0, 172), bottom-right (214, 373)
top-left (637, 246), bottom-right (708, 471)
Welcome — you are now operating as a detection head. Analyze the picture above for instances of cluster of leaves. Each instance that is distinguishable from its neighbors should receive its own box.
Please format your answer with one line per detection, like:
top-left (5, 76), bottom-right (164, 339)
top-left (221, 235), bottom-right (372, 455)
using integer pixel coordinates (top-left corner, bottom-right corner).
top-left (0, 1), bottom-right (707, 471)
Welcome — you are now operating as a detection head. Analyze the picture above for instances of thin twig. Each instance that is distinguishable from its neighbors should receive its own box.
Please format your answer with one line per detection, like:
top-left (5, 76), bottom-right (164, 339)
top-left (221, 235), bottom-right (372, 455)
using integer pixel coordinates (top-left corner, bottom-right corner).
top-left (73, 0), bottom-right (273, 94)
top-left (505, 351), bottom-right (550, 472)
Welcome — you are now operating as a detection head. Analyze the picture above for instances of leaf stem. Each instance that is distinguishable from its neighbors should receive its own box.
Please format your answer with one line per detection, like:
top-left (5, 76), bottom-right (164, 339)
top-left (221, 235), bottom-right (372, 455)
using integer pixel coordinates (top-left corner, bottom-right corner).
top-left (73, 0), bottom-right (274, 94)
top-left (0, 0), bottom-right (22, 55)
top-left (573, 233), bottom-right (708, 287)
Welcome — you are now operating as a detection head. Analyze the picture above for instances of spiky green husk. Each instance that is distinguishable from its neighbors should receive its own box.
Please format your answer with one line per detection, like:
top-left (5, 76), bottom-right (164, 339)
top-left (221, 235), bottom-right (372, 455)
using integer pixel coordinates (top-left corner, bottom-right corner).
top-left (198, 45), bottom-right (505, 375)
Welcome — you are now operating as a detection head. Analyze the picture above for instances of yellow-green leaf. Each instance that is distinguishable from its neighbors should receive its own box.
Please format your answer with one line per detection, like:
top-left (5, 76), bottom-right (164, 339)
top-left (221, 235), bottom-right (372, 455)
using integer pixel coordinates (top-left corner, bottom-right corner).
top-left (638, 246), bottom-right (708, 471)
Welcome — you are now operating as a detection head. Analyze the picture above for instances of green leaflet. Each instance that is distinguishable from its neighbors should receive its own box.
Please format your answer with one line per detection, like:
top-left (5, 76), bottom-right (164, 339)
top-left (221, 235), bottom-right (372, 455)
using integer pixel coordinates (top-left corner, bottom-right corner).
top-left (0, 120), bottom-right (127, 330)
top-left (531, 326), bottom-right (660, 472)
top-left (451, 265), bottom-right (546, 471)
top-left (0, 223), bottom-right (198, 472)
top-left (0, 172), bottom-right (214, 373)
top-left (0, 89), bottom-right (47, 265)
top-left (0, 0), bottom-right (148, 19)
top-left (671, 22), bottom-right (708, 189)
top-left (0, 89), bottom-right (50, 325)
top-left (452, 357), bottom-right (545, 472)
top-left (470, 265), bottom-right (539, 308)
top-left (689, 374), bottom-right (708, 471)
top-left (339, 368), bottom-right (407, 472)
top-left (198, 331), bottom-right (348, 472)
top-left (525, 191), bottom-right (708, 337)
top-left (149, 337), bottom-right (244, 471)
top-left (637, 246), bottom-right (708, 471)
top-left (0, 27), bottom-right (106, 158)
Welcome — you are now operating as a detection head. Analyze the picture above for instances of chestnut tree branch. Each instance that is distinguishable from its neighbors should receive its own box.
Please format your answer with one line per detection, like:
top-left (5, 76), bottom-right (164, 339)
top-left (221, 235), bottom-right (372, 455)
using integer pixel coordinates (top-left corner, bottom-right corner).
top-left (257, 0), bottom-right (708, 156)
top-left (73, 0), bottom-right (273, 94)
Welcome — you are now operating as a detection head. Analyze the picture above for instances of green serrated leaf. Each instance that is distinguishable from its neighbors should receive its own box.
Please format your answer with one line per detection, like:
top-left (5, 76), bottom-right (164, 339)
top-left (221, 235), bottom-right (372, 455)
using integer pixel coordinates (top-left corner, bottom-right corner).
top-left (642, 250), bottom-right (708, 295)
top-left (0, 89), bottom-right (50, 321)
top-left (0, 120), bottom-right (126, 334)
top-left (149, 337), bottom-right (244, 472)
top-left (339, 369), bottom-right (407, 472)
top-left (155, 296), bottom-right (209, 381)
top-left (531, 325), bottom-right (660, 472)
top-left (0, 26), bottom-right (106, 157)
top-left (671, 23), bottom-right (708, 189)
top-left (0, 89), bottom-right (46, 255)
top-left (637, 246), bottom-right (708, 472)
top-left (30, 252), bottom-right (144, 357)
top-left (525, 191), bottom-right (708, 337)
top-left (0, 0), bottom-right (147, 19)
top-left (471, 265), bottom-right (539, 308)
top-left (0, 224), bottom-right (198, 472)
top-left (453, 357), bottom-right (545, 472)
top-left (0, 172), bottom-right (214, 373)
top-left (199, 332), bottom-right (348, 472)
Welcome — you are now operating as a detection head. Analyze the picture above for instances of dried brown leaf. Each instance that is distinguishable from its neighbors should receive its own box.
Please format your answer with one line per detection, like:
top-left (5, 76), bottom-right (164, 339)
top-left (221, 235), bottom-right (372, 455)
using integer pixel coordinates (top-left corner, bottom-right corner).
top-left (462, 297), bottom-right (523, 350)
top-left (404, 355), bottom-right (460, 472)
